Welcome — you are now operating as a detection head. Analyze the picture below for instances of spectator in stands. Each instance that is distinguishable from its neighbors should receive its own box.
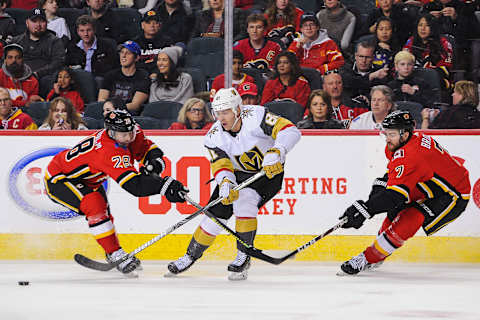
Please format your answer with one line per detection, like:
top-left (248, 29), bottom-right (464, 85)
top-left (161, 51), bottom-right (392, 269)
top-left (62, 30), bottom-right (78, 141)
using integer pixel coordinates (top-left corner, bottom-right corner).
top-left (233, 13), bottom-right (282, 71)
top-left (39, 96), bottom-right (87, 130)
top-left (288, 12), bottom-right (344, 75)
top-left (322, 72), bottom-right (369, 128)
top-left (421, 0), bottom-right (480, 70)
top-left (155, 0), bottom-right (194, 45)
top-left (238, 81), bottom-right (259, 105)
top-left (191, 0), bottom-right (246, 39)
top-left (0, 0), bottom-right (15, 45)
top-left (388, 50), bottom-right (433, 106)
top-left (0, 87), bottom-right (37, 129)
top-left (84, 0), bottom-right (119, 42)
top-left (133, 10), bottom-right (175, 74)
top-left (46, 67), bottom-right (85, 113)
top-left (98, 40), bottom-right (150, 114)
top-left (112, 0), bottom-right (161, 15)
top-left (297, 89), bottom-right (344, 129)
top-left (10, 0), bottom-right (37, 9)
top-left (421, 80), bottom-right (480, 129)
top-left (316, 0), bottom-right (356, 51)
top-left (364, 0), bottom-right (412, 45)
top-left (211, 50), bottom-right (255, 98)
top-left (168, 97), bottom-right (214, 129)
top-left (12, 8), bottom-right (65, 82)
top-left (40, 0), bottom-right (71, 43)
top-left (403, 13), bottom-right (453, 90)
top-left (340, 40), bottom-right (391, 101)
top-left (373, 16), bottom-right (400, 70)
top-left (235, 0), bottom-right (266, 11)
top-left (350, 85), bottom-right (395, 129)
top-left (66, 15), bottom-right (118, 79)
top-left (264, 0), bottom-right (304, 49)
top-left (149, 46), bottom-right (194, 104)
top-left (0, 44), bottom-right (43, 108)
top-left (102, 96), bottom-right (126, 117)
top-left (261, 51), bottom-right (311, 108)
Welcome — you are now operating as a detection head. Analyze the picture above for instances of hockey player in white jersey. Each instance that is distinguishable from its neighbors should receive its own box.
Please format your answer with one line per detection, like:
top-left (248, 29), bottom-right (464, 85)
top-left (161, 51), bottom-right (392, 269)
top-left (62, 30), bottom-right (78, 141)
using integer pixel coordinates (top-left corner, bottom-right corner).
top-left (167, 87), bottom-right (301, 280)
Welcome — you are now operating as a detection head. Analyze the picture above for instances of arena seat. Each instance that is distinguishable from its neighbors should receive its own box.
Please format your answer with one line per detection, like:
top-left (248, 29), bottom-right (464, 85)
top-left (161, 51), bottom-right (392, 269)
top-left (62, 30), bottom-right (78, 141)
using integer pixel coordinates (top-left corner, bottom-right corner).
top-left (82, 116), bottom-right (103, 129)
top-left (412, 68), bottom-right (442, 104)
top-left (185, 37), bottom-right (225, 81)
top-left (292, 0), bottom-right (321, 12)
top-left (111, 8), bottom-right (142, 43)
top-left (264, 101), bottom-right (304, 124)
top-left (179, 67), bottom-right (207, 93)
top-left (83, 102), bottom-right (104, 120)
top-left (133, 116), bottom-right (167, 129)
top-left (57, 8), bottom-right (83, 41)
top-left (395, 101), bottom-right (423, 129)
top-left (23, 101), bottom-right (50, 126)
top-left (301, 67), bottom-right (323, 90)
top-left (70, 69), bottom-right (99, 104)
top-left (241, 67), bottom-right (267, 93)
top-left (5, 8), bottom-right (29, 36)
top-left (141, 101), bottom-right (183, 123)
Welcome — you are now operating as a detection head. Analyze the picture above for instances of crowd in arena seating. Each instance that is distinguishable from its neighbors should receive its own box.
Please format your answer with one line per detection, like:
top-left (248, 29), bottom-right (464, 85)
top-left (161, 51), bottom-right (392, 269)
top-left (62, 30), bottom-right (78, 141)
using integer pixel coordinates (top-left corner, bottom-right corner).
top-left (0, 0), bottom-right (479, 131)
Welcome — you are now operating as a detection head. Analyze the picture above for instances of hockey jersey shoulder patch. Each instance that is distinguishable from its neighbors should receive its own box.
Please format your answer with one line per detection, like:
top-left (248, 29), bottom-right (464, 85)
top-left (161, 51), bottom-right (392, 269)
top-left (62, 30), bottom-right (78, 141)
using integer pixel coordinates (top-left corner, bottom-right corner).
top-left (392, 149), bottom-right (404, 160)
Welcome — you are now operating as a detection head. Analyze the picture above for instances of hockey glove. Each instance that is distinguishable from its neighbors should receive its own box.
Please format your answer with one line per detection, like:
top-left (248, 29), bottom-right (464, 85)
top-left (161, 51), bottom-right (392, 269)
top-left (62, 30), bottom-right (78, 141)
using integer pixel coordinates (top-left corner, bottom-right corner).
top-left (219, 178), bottom-right (239, 205)
top-left (262, 148), bottom-right (283, 179)
top-left (340, 200), bottom-right (371, 229)
top-left (161, 176), bottom-right (189, 203)
top-left (368, 173), bottom-right (388, 202)
top-left (143, 157), bottom-right (166, 176)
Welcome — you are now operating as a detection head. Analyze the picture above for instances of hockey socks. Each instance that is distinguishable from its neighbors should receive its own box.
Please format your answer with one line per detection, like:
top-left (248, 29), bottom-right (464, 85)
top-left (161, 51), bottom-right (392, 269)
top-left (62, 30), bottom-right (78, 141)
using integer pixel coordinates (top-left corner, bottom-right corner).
top-left (89, 218), bottom-right (120, 254)
top-left (234, 217), bottom-right (257, 252)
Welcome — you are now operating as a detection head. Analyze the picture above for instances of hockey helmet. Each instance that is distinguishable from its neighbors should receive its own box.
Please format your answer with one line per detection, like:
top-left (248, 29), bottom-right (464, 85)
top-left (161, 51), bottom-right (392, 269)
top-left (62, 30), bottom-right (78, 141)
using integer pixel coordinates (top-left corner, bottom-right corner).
top-left (104, 110), bottom-right (135, 132)
top-left (211, 88), bottom-right (242, 114)
top-left (382, 110), bottom-right (415, 132)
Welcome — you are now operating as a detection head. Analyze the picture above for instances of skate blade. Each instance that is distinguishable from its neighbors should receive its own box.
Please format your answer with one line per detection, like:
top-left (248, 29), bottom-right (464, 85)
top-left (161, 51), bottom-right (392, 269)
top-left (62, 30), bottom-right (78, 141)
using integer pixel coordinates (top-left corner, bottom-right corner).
top-left (164, 271), bottom-right (179, 278)
top-left (336, 270), bottom-right (356, 277)
top-left (123, 270), bottom-right (139, 278)
top-left (228, 271), bottom-right (248, 281)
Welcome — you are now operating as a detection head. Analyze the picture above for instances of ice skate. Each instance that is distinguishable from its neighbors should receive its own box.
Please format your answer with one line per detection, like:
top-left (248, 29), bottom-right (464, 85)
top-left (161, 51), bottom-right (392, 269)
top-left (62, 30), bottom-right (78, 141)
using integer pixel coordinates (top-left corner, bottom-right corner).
top-left (336, 253), bottom-right (369, 276)
top-left (227, 251), bottom-right (251, 281)
top-left (165, 254), bottom-right (196, 277)
top-left (366, 260), bottom-right (384, 271)
top-left (106, 248), bottom-right (141, 277)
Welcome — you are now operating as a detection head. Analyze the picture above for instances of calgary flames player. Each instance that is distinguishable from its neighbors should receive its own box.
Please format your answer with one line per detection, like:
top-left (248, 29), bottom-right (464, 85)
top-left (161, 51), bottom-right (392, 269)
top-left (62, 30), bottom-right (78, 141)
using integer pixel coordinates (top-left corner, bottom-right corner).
top-left (338, 110), bottom-right (471, 275)
top-left (44, 110), bottom-right (188, 275)
top-left (167, 87), bottom-right (301, 280)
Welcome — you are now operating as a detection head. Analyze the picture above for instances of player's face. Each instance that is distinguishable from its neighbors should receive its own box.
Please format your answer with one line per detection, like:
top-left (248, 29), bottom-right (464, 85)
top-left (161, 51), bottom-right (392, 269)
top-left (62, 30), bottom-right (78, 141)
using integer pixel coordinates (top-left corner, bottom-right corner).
top-left (383, 129), bottom-right (401, 151)
top-left (322, 73), bottom-right (343, 99)
top-left (57, 70), bottom-right (72, 89)
top-left (215, 108), bottom-right (238, 131)
top-left (309, 95), bottom-right (329, 121)
top-left (111, 130), bottom-right (136, 147)
top-left (0, 90), bottom-right (12, 118)
top-left (156, 53), bottom-right (171, 74)
top-left (395, 60), bottom-right (414, 78)
top-left (142, 20), bottom-right (160, 37)
top-left (376, 20), bottom-right (392, 43)
top-left (186, 102), bottom-right (205, 124)
top-left (417, 18), bottom-right (431, 41)
top-left (77, 23), bottom-right (95, 44)
top-left (247, 21), bottom-right (265, 42)
top-left (120, 47), bottom-right (137, 68)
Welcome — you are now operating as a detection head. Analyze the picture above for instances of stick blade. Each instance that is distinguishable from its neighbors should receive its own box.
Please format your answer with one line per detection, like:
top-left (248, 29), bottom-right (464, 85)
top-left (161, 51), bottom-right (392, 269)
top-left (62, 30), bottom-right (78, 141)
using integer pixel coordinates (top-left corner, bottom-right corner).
top-left (74, 254), bottom-right (116, 272)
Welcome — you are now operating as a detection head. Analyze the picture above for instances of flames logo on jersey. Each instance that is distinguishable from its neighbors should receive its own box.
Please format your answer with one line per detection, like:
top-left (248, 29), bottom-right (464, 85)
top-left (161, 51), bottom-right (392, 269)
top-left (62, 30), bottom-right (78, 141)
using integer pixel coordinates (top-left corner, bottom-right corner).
top-left (245, 59), bottom-right (269, 70)
top-left (235, 146), bottom-right (264, 172)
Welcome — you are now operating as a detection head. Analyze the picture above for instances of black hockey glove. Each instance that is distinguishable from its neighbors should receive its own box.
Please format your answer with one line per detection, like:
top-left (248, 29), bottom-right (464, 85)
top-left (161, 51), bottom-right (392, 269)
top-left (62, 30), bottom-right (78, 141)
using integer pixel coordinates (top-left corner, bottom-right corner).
top-left (160, 176), bottom-right (189, 203)
top-left (340, 200), bottom-right (371, 229)
top-left (143, 157), bottom-right (166, 176)
top-left (368, 173), bottom-right (388, 202)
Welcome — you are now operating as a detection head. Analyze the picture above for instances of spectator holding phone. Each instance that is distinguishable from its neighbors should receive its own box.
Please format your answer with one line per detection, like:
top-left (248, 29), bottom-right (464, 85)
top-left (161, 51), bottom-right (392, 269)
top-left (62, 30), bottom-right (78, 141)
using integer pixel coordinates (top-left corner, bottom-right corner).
top-left (39, 96), bottom-right (87, 130)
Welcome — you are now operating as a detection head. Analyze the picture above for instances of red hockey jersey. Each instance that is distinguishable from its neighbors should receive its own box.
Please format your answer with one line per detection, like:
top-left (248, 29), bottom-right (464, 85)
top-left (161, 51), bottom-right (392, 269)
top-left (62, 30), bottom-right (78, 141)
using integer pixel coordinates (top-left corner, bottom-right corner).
top-left (265, 7), bottom-right (304, 40)
top-left (47, 89), bottom-right (85, 114)
top-left (1, 108), bottom-right (37, 130)
top-left (211, 73), bottom-right (255, 97)
top-left (233, 38), bottom-right (282, 70)
top-left (261, 76), bottom-right (311, 108)
top-left (0, 69), bottom-right (39, 108)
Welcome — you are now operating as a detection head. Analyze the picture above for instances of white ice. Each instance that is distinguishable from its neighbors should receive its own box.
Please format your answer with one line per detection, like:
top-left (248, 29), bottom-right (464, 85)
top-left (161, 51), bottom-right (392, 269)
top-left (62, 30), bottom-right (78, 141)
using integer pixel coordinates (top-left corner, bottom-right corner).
top-left (0, 260), bottom-right (477, 320)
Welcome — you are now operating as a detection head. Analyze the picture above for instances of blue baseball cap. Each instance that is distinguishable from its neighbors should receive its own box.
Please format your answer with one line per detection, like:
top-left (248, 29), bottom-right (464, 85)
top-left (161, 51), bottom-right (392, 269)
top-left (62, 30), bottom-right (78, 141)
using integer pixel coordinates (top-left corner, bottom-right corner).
top-left (119, 40), bottom-right (141, 56)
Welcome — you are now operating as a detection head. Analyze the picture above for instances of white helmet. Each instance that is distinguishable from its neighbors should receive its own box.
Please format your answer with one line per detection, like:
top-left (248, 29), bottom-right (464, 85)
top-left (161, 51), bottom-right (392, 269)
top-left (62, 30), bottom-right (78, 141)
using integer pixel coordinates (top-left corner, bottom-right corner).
top-left (211, 88), bottom-right (242, 115)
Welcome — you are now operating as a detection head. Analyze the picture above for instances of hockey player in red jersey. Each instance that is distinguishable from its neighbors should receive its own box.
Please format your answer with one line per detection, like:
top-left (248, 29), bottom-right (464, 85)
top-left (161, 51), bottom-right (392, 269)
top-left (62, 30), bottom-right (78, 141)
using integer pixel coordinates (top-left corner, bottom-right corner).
top-left (338, 110), bottom-right (471, 275)
top-left (44, 110), bottom-right (188, 275)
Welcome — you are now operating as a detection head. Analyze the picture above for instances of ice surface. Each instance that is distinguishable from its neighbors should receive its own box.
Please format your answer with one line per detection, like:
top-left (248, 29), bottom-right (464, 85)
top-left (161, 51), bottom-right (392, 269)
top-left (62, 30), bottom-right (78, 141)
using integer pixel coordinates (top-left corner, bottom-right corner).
top-left (0, 260), bottom-right (477, 320)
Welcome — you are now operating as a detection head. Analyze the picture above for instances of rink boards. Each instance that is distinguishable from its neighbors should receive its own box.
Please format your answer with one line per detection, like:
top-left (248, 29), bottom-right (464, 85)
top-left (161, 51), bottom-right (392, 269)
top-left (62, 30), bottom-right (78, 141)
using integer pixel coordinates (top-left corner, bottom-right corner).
top-left (1, 130), bottom-right (479, 262)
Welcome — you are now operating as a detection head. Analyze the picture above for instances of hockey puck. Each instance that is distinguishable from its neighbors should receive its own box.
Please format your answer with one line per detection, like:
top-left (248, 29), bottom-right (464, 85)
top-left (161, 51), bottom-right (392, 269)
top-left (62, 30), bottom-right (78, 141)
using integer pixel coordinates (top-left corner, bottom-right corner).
top-left (18, 281), bottom-right (29, 286)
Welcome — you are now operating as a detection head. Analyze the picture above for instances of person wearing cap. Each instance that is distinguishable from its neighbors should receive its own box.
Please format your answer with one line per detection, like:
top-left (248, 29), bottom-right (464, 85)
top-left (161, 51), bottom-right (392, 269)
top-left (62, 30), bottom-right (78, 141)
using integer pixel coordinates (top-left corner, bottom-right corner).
top-left (210, 50), bottom-right (255, 99)
top-left (288, 12), bottom-right (344, 75)
top-left (149, 45), bottom-right (194, 104)
top-left (66, 15), bottom-right (118, 79)
top-left (84, 0), bottom-right (120, 42)
top-left (0, 44), bottom-right (43, 108)
top-left (98, 40), bottom-right (150, 114)
top-left (155, 0), bottom-right (194, 45)
top-left (133, 10), bottom-right (175, 74)
top-left (238, 81), bottom-right (259, 105)
top-left (12, 8), bottom-right (65, 81)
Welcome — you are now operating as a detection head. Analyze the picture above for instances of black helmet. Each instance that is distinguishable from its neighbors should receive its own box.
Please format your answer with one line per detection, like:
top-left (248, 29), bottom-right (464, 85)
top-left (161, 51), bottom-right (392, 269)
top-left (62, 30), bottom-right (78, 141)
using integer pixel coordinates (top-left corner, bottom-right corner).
top-left (382, 110), bottom-right (415, 132)
top-left (104, 110), bottom-right (135, 132)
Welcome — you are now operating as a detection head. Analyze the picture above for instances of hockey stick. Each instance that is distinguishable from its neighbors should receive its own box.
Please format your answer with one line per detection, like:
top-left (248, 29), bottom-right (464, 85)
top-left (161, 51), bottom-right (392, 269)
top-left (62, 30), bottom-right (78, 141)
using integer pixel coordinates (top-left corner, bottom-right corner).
top-left (185, 193), bottom-right (348, 266)
top-left (74, 171), bottom-right (265, 272)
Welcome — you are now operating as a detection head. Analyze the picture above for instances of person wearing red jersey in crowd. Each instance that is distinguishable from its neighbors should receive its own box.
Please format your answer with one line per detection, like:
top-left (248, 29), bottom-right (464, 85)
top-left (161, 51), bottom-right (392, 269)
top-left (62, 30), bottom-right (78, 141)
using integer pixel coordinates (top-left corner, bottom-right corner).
top-left (264, 0), bottom-right (303, 49)
top-left (0, 87), bottom-right (37, 130)
top-left (337, 110), bottom-right (471, 275)
top-left (10, 0), bottom-right (37, 9)
top-left (0, 44), bottom-right (42, 108)
top-left (322, 72), bottom-right (369, 128)
top-left (288, 13), bottom-right (344, 75)
top-left (261, 51), bottom-right (311, 109)
top-left (238, 81), bottom-right (260, 105)
top-left (44, 109), bottom-right (188, 275)
top-left (233, 13), bottom-right (282, 71)
top-left (403, 13), bottom-right (453, 90)
top-left (168, 97), bottom-right (214, 130)
top-left (47, 67), bottom-right (85, 114)
top-left (210, 50), bottom-right (255, 99)
top-left (39, 97), bottom-right (87, 130)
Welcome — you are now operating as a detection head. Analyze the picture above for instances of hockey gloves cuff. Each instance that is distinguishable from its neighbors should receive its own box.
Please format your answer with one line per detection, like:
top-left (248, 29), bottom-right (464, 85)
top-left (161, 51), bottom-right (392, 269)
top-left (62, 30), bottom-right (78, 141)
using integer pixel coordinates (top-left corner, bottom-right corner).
top-left (340, 200), bottom-right (371, 229)
top-left (161, 176), bottom-right (189, 203)
top-left (262, 148), bottom-right (283, 179)
top-left (143, 157), bottom-right (166, 176)
top-left (219, 178), bottom-right (239, 205)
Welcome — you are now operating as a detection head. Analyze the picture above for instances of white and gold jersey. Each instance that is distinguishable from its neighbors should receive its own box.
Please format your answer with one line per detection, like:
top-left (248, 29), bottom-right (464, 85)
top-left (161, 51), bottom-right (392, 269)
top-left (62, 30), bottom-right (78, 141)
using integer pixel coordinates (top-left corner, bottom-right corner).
top-left (205, 105), bottom-right (301, 184)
